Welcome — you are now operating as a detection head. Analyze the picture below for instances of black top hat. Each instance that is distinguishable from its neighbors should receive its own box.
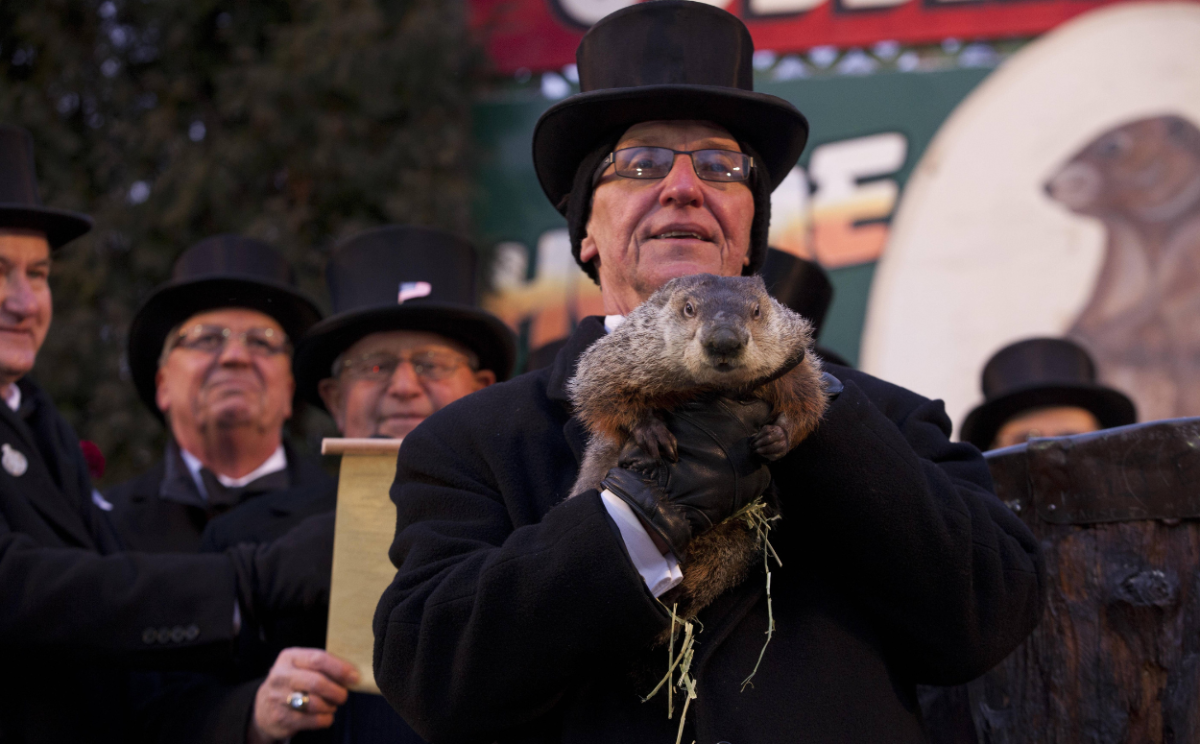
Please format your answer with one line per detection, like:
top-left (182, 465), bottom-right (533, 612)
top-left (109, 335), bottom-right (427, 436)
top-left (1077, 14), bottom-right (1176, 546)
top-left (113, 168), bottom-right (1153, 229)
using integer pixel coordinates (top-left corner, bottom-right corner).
top-left (532, 0), bottom-right (809, 211)
top-left (294, 225), bottom-right (517, 409)
top-left (128, 235), bottom-right (322, 416)
top-left (0, 125), bottom-right (92, 249)
top-left (758, 248), bottom-right (851, 367)
top-left (758, 249), bottom-right (833, 336)
top-left (960, 338), bottom-right (1137, 450)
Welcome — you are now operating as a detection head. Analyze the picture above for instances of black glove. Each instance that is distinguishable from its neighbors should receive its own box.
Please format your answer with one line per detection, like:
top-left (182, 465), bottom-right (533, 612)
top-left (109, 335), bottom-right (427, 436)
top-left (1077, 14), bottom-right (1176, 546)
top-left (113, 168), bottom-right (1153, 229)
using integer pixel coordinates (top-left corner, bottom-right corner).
top-left (601, 397), bottom-right (774, 556)
top-left (227, 511), bottom-right (334, 634)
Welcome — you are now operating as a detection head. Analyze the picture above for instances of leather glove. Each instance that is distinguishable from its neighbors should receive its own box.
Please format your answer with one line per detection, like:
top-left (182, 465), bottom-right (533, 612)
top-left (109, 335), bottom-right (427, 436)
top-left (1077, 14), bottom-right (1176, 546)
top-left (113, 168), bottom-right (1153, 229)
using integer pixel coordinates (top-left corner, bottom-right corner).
top-left (601, 397), bottom-right (774, 557)
top-left (227, 512), bottom-right (334, 634)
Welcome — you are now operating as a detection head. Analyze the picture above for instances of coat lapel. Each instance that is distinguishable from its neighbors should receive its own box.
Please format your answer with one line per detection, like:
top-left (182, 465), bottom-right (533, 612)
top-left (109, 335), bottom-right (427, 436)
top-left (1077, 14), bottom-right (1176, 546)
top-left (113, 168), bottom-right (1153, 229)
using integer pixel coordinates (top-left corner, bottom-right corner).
top-left (0, 392), bottom-right (39, 454)
top-left (0, 397), bottom-right (95, 548)
top-left (548, 316), bottom-right (607, 466)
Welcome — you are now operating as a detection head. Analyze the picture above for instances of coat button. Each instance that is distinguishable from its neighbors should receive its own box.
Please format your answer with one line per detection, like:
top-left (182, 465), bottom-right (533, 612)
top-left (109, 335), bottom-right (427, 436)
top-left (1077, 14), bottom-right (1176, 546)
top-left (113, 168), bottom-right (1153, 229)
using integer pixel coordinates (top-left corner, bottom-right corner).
top-left (142, 628), bottom-right (156, 644)
top-left (185, 625), bottom-right (200, 641)
top-left (170, 626), bottom-right (186, 643)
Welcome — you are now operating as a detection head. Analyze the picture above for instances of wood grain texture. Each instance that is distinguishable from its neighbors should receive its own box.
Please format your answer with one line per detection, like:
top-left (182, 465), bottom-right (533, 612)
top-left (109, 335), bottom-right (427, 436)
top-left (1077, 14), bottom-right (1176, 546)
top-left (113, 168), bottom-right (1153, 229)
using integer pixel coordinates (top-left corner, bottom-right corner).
top-left (924, 418), bottom-right (1200, 744)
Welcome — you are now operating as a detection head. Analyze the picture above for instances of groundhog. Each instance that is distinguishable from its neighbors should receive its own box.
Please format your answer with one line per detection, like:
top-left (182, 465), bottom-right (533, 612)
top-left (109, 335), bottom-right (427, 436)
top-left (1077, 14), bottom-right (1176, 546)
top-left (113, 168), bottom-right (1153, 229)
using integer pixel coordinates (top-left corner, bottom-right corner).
top-left (1045, 113), bottom-right (1200, 421)
top-left (567, 273), bottom-right (830, 621)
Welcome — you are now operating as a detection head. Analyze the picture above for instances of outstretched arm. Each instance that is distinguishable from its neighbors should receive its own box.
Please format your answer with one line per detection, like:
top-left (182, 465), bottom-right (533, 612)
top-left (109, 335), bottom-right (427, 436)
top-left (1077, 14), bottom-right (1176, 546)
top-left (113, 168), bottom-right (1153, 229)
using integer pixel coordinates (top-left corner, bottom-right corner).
top-left (0, 514), bottom-right (238, 663)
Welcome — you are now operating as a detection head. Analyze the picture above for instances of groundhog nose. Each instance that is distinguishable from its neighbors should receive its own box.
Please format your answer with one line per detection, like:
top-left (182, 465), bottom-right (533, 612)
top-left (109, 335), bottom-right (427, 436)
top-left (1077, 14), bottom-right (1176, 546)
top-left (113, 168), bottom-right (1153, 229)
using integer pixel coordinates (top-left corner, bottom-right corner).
top-left (705, 328), bottom-right (743, 357)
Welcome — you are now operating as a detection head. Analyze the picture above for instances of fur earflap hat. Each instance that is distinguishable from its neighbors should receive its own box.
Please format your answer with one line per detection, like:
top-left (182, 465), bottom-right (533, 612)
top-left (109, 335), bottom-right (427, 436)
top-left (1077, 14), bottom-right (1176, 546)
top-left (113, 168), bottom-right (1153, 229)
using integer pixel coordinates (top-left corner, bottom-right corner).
top-left (532, 1), bottom-right (809, 282)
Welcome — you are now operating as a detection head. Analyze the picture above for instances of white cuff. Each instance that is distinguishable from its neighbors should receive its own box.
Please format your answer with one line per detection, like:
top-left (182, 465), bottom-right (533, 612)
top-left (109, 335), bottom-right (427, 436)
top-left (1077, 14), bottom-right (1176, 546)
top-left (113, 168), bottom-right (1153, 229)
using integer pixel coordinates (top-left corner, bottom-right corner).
top-left (600, 490), bottom-right (683, 597)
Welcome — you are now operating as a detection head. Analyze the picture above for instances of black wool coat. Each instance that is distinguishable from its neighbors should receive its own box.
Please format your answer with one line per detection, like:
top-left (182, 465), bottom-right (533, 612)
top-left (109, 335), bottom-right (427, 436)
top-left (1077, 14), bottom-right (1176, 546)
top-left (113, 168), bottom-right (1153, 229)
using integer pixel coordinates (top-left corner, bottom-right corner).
top-left (0, 379), bottom-right (239, 744)
top-left (103, 448), bottom-right (336, 744)
top-left (106, 441), bottom-right (335, 554)
top-left (373, 317), bottom-right (1046, 744)
top-left (134, 465), bottom-right (430, 744)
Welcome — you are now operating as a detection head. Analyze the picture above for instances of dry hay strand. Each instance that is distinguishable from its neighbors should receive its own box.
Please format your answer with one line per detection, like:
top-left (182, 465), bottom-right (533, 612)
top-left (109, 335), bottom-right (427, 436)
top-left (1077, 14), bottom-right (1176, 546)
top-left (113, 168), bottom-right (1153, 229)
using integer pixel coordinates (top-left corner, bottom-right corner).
top-left (641, 498), bottom-right (783, 742)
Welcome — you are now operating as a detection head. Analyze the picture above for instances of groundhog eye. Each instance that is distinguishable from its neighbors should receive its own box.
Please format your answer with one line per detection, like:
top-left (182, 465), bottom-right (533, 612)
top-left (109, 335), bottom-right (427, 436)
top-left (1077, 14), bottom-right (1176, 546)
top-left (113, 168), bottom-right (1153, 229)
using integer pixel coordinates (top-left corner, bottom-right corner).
top-left (683, 301), bottom-right (696, 318)
top-left (1097, 133), bottom-right (1129, 159)
top-left (753, 304), bottom-right (761, 319)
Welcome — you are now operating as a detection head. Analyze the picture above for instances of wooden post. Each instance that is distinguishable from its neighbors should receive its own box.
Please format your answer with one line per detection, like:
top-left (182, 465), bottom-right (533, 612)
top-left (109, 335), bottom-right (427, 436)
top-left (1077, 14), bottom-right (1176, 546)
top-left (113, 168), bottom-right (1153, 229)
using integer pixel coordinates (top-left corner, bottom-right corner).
top-left (924, 418), bottom-right (1200, 744)
top-left (322, 437), bottom-right (404, 695)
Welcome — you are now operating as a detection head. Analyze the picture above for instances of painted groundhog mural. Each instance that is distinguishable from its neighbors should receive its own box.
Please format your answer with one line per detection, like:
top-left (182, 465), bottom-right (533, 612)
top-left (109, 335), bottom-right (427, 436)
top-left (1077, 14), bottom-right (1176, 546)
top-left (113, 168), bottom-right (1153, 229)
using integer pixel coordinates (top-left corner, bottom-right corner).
top-left (1045, 114), bottom-right (1200, 422)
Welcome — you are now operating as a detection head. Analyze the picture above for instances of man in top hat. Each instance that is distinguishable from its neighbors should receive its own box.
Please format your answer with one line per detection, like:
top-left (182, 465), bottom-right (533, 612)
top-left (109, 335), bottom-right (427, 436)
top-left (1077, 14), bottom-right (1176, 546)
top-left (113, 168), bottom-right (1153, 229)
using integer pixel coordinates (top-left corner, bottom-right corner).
top-left (758, 246), bottom-right (852, 367)
top-left (0, 124), bottom-right (333, 743)
top-left (196, 225), bottom-right (513, 744)
top-left (372, 4), bottom-right (1044, 744)
top-left (298, 224), bottom-right (514, 442)
top-left (106, 234), bottom-right (334, 553)
top-left (961, 337), bottom-right (1137, 451)
top-left (103, 236), bottom-right (355, 743)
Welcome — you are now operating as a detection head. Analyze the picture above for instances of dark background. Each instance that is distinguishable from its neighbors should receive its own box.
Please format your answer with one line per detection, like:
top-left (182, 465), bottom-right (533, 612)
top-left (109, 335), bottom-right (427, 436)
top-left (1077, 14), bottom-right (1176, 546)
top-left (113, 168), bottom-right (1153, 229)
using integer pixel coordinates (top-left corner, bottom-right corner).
top-left (0, 0), bottom-right (482, 485)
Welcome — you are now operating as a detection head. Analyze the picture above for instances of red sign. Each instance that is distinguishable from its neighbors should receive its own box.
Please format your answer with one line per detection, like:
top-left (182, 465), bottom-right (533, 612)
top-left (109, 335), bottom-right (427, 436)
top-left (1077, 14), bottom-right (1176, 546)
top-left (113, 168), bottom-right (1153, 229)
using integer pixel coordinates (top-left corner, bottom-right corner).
top-left (470, 0), bottom-right (1156, 73)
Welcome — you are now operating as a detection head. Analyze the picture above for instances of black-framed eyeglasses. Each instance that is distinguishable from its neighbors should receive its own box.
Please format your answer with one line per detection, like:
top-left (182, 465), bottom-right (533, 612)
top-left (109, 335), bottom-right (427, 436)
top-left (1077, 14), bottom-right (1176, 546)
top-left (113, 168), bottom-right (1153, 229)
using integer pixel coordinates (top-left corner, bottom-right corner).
top-left (335, 350), bottom-right (475, 383)
top-left (168, 324), bottom-right (291, 357)
top-left (593, 146), bottom-right (754, 185)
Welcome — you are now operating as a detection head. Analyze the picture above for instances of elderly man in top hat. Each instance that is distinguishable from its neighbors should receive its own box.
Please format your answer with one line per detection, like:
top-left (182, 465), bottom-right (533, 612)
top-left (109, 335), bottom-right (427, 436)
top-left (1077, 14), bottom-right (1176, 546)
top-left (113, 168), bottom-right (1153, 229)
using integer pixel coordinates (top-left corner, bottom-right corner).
top-left (0, 124), bottom-right (333, 744)
top-left (961, 337), bottom-right (1137, 451)
top-left (299, 225), bottom-right (514, 442)
top-left (190, 225), bottom-right (513, 744)
top-left (106, 235), bottom-right (334, 552)
top-left (101, 236), bottom-right (351, 743)
top-left (372, 4), bottom-right (1045, 743)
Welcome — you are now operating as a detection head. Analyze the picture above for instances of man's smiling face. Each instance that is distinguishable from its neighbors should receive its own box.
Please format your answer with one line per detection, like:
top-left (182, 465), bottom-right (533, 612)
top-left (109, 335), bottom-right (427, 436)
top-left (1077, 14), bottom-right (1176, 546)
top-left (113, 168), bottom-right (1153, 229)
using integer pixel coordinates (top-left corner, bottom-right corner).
top-left (580, 120), bottom-right (755, 315)
top-left (0, 229), bottom-right (52, 387)
top-left (318, 330), bottom-right (496, 439)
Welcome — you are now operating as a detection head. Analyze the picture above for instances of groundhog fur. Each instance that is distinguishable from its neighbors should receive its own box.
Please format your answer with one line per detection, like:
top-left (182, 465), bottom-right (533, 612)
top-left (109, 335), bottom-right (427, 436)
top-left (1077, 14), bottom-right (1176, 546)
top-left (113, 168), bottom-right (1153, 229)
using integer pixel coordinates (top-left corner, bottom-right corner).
top-left (566, 273), bottom-right (829, 625)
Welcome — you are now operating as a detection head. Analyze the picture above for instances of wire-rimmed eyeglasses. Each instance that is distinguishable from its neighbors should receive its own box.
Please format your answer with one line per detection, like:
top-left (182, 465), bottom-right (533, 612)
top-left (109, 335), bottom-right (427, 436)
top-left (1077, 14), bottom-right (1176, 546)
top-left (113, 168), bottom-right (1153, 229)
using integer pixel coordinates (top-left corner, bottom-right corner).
top-left (166, 324), bottom-right (291, 357)
top-left (334, 350), bottom-right (476, 383)
top-left (593, 146), bottom-right (754, 185)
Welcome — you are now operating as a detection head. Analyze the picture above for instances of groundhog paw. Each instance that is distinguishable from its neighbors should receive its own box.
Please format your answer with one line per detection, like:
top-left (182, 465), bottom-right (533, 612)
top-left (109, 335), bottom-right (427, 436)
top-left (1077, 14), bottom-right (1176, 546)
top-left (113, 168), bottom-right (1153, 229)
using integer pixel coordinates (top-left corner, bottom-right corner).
top-left (752, 424), bottom-right (789, 461)
top-left (632, 417), bottom-right (678, 462)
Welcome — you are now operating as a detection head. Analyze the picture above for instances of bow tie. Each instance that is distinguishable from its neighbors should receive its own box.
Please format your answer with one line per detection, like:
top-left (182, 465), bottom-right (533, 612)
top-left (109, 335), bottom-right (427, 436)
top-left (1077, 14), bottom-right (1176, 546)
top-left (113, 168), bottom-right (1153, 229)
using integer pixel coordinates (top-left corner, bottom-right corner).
top-left (199, 467), bottom-right (290, 512)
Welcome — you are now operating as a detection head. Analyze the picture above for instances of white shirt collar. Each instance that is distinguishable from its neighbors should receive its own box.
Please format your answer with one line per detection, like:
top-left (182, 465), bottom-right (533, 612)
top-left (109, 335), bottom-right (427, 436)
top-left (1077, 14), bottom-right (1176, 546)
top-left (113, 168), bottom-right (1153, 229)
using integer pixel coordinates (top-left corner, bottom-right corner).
top-left (603, 315), bottom-right (625, 334)
top-left (2, 384), bottom-right (20, 412)
top-left (179, 444), bottom-right (288, 499)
